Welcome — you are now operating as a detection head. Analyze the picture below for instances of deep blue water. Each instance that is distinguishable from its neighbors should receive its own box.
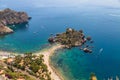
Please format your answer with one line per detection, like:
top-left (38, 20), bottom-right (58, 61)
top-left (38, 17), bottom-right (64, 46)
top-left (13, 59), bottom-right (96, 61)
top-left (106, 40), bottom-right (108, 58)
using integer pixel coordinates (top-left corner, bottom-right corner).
top-left (0, 1), bottom-right (120, 80)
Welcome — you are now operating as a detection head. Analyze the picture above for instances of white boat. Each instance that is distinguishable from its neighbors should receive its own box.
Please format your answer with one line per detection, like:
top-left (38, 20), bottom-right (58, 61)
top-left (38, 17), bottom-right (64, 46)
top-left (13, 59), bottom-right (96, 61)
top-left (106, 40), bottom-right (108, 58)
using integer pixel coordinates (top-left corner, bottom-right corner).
top-left (99, 48), bottom-right (103, 53)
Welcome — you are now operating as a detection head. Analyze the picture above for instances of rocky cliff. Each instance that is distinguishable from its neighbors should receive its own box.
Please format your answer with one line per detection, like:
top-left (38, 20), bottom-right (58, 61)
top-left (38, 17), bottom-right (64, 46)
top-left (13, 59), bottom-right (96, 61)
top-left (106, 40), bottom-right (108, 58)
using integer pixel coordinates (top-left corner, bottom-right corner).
top-left (0, 8), bottom-right (30, 35)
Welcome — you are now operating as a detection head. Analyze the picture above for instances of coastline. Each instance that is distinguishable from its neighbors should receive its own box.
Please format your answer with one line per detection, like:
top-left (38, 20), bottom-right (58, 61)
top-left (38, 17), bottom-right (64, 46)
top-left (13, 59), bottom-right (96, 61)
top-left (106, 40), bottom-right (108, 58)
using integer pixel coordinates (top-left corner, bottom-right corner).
top-left (0, 44), bottom-right (64, 80)
top-left (35, 44), bottom-right (64, 80)
top-left (0, 51), bottom-right (19, 60)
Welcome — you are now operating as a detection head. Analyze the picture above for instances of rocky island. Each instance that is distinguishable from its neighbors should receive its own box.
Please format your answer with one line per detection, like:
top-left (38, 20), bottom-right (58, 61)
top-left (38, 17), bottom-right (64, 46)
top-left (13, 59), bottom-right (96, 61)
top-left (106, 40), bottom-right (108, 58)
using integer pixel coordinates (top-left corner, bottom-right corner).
top-left (48, 28), bottom-right (93, 53)
top-left (0, 8), bottom-right (30, 35)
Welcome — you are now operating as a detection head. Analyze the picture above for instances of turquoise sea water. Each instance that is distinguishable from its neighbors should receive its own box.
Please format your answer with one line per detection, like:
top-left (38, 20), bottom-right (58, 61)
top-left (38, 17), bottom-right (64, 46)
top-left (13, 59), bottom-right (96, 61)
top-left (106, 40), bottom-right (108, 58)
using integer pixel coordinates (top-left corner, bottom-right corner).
top-left (0, 1), bottom-right (120, 80)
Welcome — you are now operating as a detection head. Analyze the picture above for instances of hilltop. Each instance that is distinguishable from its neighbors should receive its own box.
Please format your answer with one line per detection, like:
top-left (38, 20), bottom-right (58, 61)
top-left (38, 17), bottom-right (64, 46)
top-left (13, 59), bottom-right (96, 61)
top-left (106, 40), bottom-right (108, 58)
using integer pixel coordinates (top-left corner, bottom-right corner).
top-left (0, 8), bottom-right (30, 35)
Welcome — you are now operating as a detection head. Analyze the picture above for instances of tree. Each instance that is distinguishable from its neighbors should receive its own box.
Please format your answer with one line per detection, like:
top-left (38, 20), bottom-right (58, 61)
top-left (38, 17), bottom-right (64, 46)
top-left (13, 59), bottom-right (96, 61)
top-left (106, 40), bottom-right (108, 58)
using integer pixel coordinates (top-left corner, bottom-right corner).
top-left (29, 62), bottom-right (39, 73)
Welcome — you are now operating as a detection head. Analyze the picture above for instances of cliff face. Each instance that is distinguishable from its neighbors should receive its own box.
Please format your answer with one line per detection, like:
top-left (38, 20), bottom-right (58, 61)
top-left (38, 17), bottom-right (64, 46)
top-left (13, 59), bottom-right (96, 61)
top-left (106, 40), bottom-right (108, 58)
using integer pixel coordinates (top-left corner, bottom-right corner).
top-left (0, 25), bottom-right (13, 35)
top-left (0, 8), bottom-right (29, 35)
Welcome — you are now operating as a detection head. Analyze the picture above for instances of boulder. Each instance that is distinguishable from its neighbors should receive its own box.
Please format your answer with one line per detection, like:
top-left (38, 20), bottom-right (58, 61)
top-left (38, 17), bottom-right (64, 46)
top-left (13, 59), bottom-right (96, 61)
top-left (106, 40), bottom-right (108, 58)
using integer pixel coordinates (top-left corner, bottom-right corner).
top-left (83, 48), bottom-right (92, 53)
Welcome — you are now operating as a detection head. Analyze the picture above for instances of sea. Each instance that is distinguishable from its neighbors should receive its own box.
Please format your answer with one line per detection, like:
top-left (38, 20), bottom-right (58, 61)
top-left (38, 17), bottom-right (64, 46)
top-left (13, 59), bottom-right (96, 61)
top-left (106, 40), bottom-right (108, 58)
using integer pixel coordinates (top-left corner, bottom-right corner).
top-left (0, 1), bottom-right (120, 80)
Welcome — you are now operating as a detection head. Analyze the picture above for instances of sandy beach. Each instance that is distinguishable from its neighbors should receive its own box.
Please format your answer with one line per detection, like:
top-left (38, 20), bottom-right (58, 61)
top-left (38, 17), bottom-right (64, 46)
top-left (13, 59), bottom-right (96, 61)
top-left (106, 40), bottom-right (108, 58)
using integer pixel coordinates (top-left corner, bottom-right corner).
top-left (0, 51), bottom-right (18, 60)
top-left (0, 44), bottom-right (64, 80)
top-left (35, 44), bottom-right (64, 80)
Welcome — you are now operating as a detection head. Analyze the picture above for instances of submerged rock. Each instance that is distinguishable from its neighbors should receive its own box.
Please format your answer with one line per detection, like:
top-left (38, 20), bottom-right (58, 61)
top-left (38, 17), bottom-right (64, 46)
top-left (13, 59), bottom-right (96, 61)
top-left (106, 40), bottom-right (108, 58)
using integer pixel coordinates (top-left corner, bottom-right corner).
top-left (90, 40), bottom-right (94, 43)
top-left (0, 8), bottom-right (30, 35)
top-left (86, 36), bottom-right (92, 41)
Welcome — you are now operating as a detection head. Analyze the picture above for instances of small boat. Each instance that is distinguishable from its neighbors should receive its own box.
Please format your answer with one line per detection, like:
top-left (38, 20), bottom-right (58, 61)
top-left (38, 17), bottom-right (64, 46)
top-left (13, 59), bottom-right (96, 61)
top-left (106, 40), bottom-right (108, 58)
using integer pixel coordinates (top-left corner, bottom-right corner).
top-left (99, 48), bottom-right (103, 53)
top-left (96, 48), bottom-right (103, 57)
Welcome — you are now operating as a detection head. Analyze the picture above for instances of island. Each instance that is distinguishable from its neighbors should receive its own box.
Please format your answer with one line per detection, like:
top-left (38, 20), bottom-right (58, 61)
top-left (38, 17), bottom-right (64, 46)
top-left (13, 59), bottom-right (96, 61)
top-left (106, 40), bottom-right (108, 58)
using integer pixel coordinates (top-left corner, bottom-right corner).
top-left (0, 8), bottom-right (30, 35)
top-left (48, 28), bottom-right (93, 53)
top-left (0, 28), bottom-right (94, 80)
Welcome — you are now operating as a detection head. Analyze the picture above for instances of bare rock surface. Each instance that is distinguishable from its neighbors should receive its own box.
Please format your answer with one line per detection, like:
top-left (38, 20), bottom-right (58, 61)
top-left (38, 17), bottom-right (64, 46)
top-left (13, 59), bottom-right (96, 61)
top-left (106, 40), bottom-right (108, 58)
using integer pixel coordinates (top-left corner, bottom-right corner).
top-left (0, 8), bottom-right (30, 35)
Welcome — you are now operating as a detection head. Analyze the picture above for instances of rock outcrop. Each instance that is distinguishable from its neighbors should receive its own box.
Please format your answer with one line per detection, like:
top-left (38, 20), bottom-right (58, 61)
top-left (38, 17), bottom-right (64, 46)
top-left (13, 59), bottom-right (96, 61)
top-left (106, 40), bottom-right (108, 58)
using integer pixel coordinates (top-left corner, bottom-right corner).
top-left (0, 8), bottom-right (30, 35)
top-left (0, 25), bottom-right (13, 35)
top-left (48, 28), bottom-right (94, 53)
top-left (48, 28), bottom-right (86, 48)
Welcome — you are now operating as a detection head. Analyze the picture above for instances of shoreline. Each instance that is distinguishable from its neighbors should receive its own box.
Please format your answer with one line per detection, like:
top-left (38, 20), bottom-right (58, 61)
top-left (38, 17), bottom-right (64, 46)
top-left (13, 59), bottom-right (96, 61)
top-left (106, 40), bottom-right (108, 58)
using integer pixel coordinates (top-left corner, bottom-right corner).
top-left (0, 44), bottom-right (64, 80)
top-left (35, 44), bottom-right (64, 80)
top-left (0, 51), bottom-right (19, 60)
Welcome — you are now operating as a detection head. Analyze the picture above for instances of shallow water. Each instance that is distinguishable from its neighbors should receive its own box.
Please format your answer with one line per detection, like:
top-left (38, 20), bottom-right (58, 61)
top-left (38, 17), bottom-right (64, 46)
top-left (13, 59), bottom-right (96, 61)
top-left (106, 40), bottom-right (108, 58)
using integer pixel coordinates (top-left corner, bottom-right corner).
top-left (0, 1), bottom-right (120, 79)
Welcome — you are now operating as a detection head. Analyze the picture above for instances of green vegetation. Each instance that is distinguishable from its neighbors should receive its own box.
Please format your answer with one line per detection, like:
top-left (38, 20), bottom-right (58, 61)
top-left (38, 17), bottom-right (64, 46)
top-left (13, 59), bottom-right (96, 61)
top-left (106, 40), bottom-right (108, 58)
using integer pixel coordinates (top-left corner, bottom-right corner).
top-left (49, 28), bottom-right (85, 48)
top-left (48, 28), bottom-right (93, 53)
top-left (4, 52), bottom-right (51, 80)
top-left (0, 64), bottom-right (34, 80)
